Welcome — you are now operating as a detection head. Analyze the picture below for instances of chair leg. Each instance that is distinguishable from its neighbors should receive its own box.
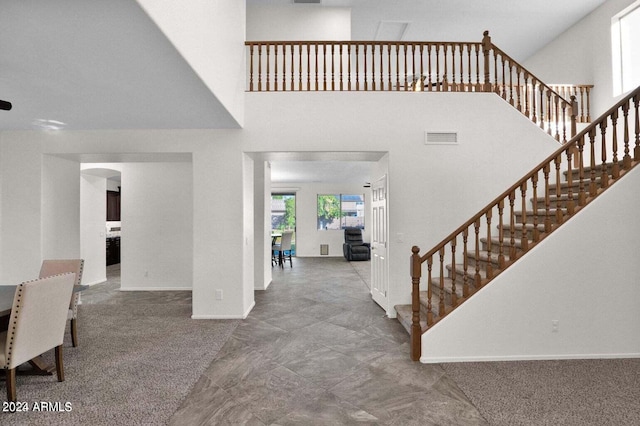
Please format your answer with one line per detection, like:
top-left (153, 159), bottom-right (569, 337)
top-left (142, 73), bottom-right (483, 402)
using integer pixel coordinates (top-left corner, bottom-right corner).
top-left (70, 318), bottom-right (78, 347)
top-left (6, 368), bottom-right (16, 402)
top-left (55, 345), bottom-right (65, 382)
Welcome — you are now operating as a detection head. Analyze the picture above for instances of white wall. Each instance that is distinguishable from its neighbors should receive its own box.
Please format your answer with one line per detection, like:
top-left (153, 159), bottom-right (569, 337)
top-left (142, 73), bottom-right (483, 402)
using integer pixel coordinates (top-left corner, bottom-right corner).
top-left (80, 173), bottom-right (107, 286)
top-left (244, 92), bottom-right (561, 315)
top-left (524, 0), bottom-right (637, 117)
top-left (247, 5), bottom-right (351, 40)
top-left (120, 162), bottom-right (193, 291)
top-left (254, 160), bottom-right (272, 290)
top-left (137, 0), bottom-right (246, 126)
top-left (271, 181), bottom-right (373, 258)
top-left (421, 165), bottom-right (640, 362)
top-left (41, 155), bottom-right (81, 261)
top-left (243, 154), bottom-right (255, 314)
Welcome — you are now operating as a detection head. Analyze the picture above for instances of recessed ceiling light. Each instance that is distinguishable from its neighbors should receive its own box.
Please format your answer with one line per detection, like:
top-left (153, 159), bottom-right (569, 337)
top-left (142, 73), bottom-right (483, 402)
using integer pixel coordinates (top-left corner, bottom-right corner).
top-left (32, 118), bottom-right (67, 130)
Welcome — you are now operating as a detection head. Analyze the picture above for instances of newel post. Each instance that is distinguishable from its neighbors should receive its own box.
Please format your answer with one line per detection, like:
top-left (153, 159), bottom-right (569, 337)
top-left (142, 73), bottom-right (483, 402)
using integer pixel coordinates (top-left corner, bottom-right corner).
top-left (481, 31), bottom-right (492, 92)
top-left (410, 246), bottom-right (422, 361)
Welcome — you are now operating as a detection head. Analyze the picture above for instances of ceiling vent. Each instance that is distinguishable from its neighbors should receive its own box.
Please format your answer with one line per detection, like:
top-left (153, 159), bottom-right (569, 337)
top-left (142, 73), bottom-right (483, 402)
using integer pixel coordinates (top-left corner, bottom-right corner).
top-left (293, 0), bottom-right (321, 3)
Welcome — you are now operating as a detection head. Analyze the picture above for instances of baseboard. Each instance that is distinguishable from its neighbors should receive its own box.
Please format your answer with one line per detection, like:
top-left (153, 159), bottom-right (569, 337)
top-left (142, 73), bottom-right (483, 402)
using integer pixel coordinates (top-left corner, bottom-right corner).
top-left (84, 278), bottom-right (107, 286)
top-left (192, 301), bottom-right (255, 320)
top-left (119, 286), bottom-right (191, 291)
top-left (255, 280), bottom-right (272, 291)
top-left (420, 352), bottom-right (640, 364)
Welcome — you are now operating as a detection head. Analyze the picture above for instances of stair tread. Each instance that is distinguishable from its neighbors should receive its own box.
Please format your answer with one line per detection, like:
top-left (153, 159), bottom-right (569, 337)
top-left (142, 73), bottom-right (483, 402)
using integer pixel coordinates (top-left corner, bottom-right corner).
top-left (394, 304), bottom-right (427, 335)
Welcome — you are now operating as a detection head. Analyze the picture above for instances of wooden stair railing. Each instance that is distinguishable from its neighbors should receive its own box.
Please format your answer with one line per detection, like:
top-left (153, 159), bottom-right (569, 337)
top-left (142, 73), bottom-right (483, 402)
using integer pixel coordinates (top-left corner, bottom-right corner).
top-left (407, 85), bottom-right (640, 361)
top-left (246, 31), bottom-right (593, 143)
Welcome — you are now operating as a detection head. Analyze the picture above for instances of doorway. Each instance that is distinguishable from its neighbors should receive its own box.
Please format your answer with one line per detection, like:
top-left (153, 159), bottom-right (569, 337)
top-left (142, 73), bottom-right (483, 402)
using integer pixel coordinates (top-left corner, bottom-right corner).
top-left (271, 193), bottom-right (296, 257)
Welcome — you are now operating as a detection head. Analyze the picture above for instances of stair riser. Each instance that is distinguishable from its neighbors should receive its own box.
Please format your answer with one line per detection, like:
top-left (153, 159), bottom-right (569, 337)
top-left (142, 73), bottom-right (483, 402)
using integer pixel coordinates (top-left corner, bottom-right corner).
top-left (501, 228), bottom-right (540, 240)
top-left (515, 212), bottom-right (564, 224)
top-left (481, 240), bottom-right (524, 256)
top-left (446, 265), bottom-right (483, 284)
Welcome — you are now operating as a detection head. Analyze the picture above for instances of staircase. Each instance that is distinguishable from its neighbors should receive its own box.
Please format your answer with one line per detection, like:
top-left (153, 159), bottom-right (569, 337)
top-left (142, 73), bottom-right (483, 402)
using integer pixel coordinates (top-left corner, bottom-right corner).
top-left (397, 85), bottom-right (640, 361)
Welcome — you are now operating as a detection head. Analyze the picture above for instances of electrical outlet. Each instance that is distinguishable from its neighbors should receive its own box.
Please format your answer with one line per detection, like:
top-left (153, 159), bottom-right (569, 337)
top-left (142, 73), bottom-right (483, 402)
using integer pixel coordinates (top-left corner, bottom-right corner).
top-left (215, 290), bottom-right (223, 300)
top-left (552, 320), bottom-right (559, 333)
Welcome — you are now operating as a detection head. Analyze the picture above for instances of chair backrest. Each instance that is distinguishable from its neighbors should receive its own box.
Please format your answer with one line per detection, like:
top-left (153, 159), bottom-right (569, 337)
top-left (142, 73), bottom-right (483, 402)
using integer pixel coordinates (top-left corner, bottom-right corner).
top-left (280, 232), bottom-right (293, 251)
top-left (3, 273), bottom-right (76, 369)
top-left (39, 259), bottom-right (84, 312)
top-left (344, 227), bottom-right (364, 244)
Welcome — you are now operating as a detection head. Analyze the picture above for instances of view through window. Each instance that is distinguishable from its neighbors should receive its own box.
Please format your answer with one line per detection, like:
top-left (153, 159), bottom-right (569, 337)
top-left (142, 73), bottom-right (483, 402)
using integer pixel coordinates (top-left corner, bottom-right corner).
top-left (317, 194), bottom-right (365, 230)
top-left (612, 1), bottom-right (640, 95)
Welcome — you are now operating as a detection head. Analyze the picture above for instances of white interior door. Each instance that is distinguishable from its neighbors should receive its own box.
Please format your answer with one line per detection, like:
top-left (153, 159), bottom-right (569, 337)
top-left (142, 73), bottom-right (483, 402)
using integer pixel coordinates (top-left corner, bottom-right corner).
top-left (371, 175), bottom-right (389, 311)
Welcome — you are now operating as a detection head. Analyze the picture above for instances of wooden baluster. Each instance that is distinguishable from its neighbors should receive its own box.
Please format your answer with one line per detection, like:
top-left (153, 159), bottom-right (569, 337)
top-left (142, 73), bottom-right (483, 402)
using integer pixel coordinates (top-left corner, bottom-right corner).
top-left (274, 44), bottom-right (278, 91)
top-left (634, 94), bottom-right (640, 161)
top-left (298, 43), bottom-right (302, 91)
top-left (586, 87), bottom-right (592, 122)
top-left (554, 155), bottom-right (563, 225)
top-left (306, 44), bottom-right (311, 91)
top-left (501, 57), bottom-right (506, 99)
top-left (599, 120), bottom-right (609, 188)
top-left (539, 86), bottom-right (545, 130)
top-left (257, 43), bottom-right (263, 92)
top-left (426, 255), bottom-right (434, 325)
top-left (474, 43), bottom-right (481, 91)
top-left (508, 60), bottom-right (514, 105)
top-left (520, 181), bottom-right (529, 251)
top-left (543, 163), bottom-right (552, 232)
top-left (474, 219), bottom-right (481, 288)
top-left (395, 44), bottom-right (400, 91)
top-left (410, 246), bottom-right (422, 361)
top-left (427, 45), bottom-right (433, 91)
top-left (411, 44), bottom-right (416, 91)
top-left (282, 44), bottom-right (287, 92)
top-left (467, 43), bottom-right (472, 91)
top-left (493, 51), bottom-right (498, 94)
top-left (508, 191), bottom-right (517, 260)
top-left (370, 44), bottom-right (375, 91)
top-left (485, 210), bottom-right (493, 279)
top-left (462, 228), bottom-right (470, 297)
top-left (379, 43), bottom-right (384, 91)
top-left (347, 44), bottom-right (352, 91)
top-left (322, 43), bottom-right (327, 91)
top-left (546, 91), bottom-right (553, 136)
top-left (438, 247), bottom-right (446, 315)
top-left (611, 110), bottom-right (620, 179)
top-left (404, 44), bottom-right (409, 90)
top-left (566, 148), bottom-right (575, 216)
top-left (577, 135), bottom-right (586, 206)
top-left (554, 96), bottom-right (560, 141)
top-left (531, 173), bottom-right (540, 243)
top-left (451, 44), bottom-right (457, 91)
top-left (579, 86), bottom-right (585, 122)
top-left (442, 44), bottom-right (449, 91)
top-left (248, 44), bottom-right (255, 92)
top-left (450, 238), bottom-right (458, 307)
top-left (290, 43), bottom-right (295, 91)
top-left (435, 44), bottom-right (441, 91)
top-left (315, 43), bottom-right (319, 91)
top-left (589, 127), bottom-right (597, 196)
top-left (570, 95), bottom-right (578, 141)
top-left (623, 100), bottom-right (631, 169)
top-left (330, 44), bottom-right (335, 91)
top-left (339, 44), bottom-right (343, 91)
top-left (266, 44), bottom-right (270, 92)
top-left (387, 43), bottom-right (392, 91)
top-left (419, 44), bottom-right (424, 92)
top-left (561, 100), bottom-right (568, 143)
top-left (516, 67), bottom-right (522, 111)
top-left (497, 200), bottom-right (505, 268)
top-left (523, 75), bottom-right (530, 118)
top-left (364, 44), bottom-right (369, 91)
top-left (355, 44), bottom-right (359, 91)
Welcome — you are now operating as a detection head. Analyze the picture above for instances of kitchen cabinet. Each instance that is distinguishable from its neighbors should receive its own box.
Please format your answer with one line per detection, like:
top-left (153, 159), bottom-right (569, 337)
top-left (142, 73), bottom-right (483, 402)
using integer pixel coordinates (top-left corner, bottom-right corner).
top-left (107, 190), bottom-right (121, 221)
top-left (106, 237), bottom-right (120, 265)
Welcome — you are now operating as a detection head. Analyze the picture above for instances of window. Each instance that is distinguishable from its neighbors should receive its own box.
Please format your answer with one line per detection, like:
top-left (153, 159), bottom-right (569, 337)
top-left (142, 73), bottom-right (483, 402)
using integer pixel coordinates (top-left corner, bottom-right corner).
top-left (317, 194), bottom-right (365, 230)
top-left (612, 1), bottom-right (640, 95)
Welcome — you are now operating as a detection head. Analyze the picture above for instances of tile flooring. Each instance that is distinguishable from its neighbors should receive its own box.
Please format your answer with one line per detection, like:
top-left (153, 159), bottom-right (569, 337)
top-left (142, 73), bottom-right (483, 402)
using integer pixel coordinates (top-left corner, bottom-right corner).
top-left (167, 258), bottom-right (487, 425)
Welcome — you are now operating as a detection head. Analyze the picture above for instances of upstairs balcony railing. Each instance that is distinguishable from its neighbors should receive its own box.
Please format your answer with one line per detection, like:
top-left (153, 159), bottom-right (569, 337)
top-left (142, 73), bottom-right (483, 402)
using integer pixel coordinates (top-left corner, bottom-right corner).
top-left (246, 32), bottom-right (593, 143)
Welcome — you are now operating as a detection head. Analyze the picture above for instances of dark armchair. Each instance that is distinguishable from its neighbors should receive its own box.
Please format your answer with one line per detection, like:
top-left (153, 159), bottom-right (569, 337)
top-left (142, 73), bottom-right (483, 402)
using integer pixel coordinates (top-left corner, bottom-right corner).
top-left (343, 227), bottom-right (370, 261)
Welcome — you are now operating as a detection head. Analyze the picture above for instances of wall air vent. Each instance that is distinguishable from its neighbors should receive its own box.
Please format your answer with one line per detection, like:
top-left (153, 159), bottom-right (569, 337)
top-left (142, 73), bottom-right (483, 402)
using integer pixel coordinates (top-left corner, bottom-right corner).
top-left (424, 131), bottom-right (458, 145)
top-left (293, 0), bottom-right (321, 3)
top-left (320, 244), bottom-right (329, 255)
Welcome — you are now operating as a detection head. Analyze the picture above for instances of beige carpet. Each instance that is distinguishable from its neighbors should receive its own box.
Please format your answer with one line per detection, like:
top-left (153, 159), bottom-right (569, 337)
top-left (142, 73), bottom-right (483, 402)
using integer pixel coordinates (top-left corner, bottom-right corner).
top-left (442, 358), bottom-right (640, 425)
top-left (3, 303), bottom-right (238, 425)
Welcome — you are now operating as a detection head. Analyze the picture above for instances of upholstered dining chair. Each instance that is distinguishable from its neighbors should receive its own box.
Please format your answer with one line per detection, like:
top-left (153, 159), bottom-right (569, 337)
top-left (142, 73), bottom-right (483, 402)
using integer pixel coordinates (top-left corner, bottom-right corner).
top-left (0, 273), bottom-right (76, 402)
top-left (39, 259), bottom-right (84, 347)
top-left (272, 231), bottom-right (293, 268)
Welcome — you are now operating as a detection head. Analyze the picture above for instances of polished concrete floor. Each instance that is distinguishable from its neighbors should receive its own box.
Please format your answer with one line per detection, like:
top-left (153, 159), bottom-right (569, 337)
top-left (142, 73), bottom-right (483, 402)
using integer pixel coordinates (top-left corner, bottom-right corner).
top-left (166, 257), bottom-right (487, 425)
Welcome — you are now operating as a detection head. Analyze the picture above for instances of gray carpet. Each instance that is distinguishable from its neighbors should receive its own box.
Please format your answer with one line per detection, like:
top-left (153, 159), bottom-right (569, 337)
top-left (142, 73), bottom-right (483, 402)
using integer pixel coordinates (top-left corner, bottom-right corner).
top-left (442, 358), bottom-right (640, 425)
top-left (3, 303), bottom-right (238, 425)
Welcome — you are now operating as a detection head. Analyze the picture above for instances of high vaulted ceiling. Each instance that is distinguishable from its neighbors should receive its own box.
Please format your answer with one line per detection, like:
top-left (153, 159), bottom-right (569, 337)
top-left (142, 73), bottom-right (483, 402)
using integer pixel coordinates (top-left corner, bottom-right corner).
top-left (0, 0), bottom-right (608, 132)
